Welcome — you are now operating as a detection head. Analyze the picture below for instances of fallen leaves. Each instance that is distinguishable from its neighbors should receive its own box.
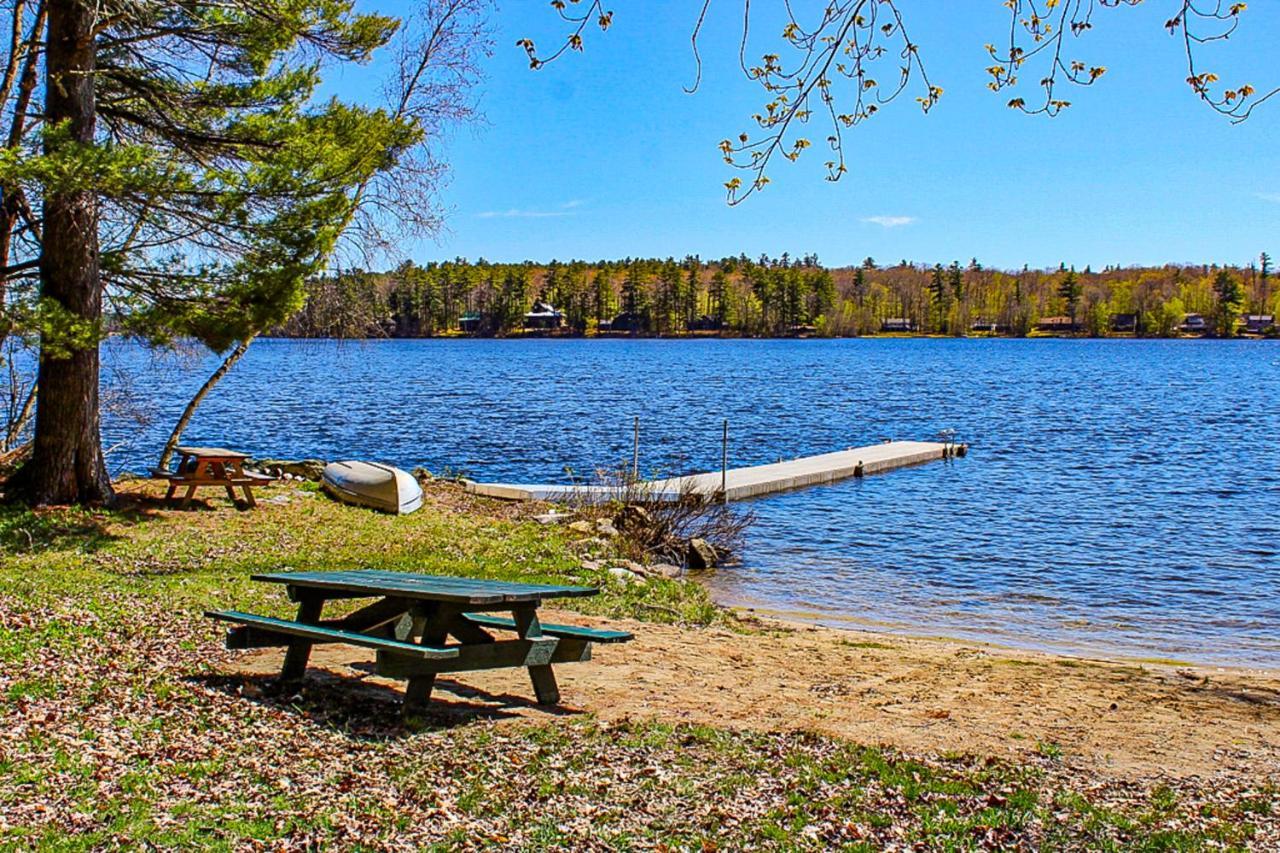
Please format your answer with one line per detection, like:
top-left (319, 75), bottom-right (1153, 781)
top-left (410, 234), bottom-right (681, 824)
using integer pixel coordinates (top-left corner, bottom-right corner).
top-left (1, 496), bottom-right (1278, 848)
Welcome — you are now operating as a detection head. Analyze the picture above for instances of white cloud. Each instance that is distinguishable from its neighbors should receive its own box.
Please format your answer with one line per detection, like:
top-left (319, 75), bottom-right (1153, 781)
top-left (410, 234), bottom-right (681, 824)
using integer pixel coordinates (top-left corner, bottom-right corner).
top-left (476, 199), bottom-right (588, 219)
top-left (476, 208), bottom-right (573, 219)
top-left (861, 215), bottom-right (918, 228)
top-left (1256, 192), bottom-right (1280, 203)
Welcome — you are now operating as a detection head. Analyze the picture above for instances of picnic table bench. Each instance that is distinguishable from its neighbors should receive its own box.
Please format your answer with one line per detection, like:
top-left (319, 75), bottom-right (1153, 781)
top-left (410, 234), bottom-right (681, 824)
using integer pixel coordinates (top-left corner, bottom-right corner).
top-left (154, 446), bottom-right (273, 508)
top-left (206, 570), bottom-right (633, 711)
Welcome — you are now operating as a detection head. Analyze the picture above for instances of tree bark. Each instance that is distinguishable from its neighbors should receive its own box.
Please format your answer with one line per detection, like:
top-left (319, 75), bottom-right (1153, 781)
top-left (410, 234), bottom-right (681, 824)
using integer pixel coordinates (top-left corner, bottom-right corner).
top-left (157, 336), bottom-right (255, 472)
top-left (28, 0), bottom-right (110, 504)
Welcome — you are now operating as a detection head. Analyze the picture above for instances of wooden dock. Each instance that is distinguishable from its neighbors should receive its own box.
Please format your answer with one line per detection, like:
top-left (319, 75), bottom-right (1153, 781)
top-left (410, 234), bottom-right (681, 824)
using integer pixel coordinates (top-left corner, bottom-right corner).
top-left (464, 440), bottom-right (961, 503)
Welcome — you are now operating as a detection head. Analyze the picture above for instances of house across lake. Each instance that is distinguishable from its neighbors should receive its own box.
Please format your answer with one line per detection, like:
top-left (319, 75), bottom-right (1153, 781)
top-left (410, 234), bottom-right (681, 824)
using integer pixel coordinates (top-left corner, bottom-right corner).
top-left (606, 311), bottom-right (648, 334)
top-left (1242, 314), bottom-right (1275, 335)
top-left (1109, 313), bottom-right (1138, 333)
top-left (523, 301), bottom-right (565, 331)
top-left (970, 318), bottom-right (1011, 334)
top-left (1036, 316), bottom-right (1078, 333)
top-left (1180, 313), bottom-right (1207, 334)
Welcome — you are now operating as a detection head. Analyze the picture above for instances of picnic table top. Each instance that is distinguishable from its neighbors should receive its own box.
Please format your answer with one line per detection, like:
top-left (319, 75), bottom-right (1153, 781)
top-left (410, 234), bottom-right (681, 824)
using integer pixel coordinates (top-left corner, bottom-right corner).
top-left (175, 446), bottom-right (250, 459)
top-left (250, 569), bottom-right (600, 605)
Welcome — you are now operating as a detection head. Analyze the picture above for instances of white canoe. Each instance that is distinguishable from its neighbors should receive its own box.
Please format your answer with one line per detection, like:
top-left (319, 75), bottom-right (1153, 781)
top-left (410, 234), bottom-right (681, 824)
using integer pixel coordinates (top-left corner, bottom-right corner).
top-left (321, 461), bottom-right (424, 515)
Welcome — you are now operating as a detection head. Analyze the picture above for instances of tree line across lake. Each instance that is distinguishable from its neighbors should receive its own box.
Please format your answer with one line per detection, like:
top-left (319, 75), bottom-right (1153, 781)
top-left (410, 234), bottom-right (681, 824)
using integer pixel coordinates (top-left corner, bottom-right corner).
top-left (280, 254), bottom-right (1278, 339)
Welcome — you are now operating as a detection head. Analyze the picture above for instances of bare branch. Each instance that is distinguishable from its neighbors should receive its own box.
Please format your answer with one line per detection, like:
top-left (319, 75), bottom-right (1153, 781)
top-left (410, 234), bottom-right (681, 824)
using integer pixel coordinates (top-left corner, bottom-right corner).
top-left (524, 2), bottom-right (1275, 203)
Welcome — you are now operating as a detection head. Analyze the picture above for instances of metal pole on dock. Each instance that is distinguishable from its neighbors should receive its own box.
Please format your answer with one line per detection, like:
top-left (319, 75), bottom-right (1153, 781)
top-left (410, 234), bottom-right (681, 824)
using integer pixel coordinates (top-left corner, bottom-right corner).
top-left (632, 416), bottom-right (640, 482)
top-left (721, 419), bottom-right (728, 501)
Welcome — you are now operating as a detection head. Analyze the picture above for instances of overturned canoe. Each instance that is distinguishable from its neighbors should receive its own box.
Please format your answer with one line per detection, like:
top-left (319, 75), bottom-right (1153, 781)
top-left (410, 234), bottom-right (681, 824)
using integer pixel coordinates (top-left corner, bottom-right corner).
top-left (321, 461), bottom-right (423, 515)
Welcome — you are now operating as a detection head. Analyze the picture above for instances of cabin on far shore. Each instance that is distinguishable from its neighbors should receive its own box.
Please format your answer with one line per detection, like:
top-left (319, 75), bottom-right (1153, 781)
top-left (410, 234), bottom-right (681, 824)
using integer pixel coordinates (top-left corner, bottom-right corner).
top-left (1242, 314), bottom-right (1275, 335)
top-left (607, 311), bottom-right (649, 334)
top-left (687, 314), bottom-right (723, 332)
top-left (459, 312), bottom-right (486, 335)
top-left (1109, 313), bottom-right (1138, 333)
top-left (1036, 316), bottom-right (1078, 333)
top-left (1180, 313), bottom-right (1207, 334)
top-left (523, 301), bottom-right (564, 331)
top-left (970, 318), bottom-right (1010, 333)
top-left (881, 317), bottom-right (914, 333)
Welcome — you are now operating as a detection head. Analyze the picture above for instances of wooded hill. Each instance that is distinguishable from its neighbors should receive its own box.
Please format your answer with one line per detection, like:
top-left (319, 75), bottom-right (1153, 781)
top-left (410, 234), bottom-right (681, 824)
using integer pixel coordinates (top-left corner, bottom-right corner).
top-left (276, 255), bottom-right (1278, 339)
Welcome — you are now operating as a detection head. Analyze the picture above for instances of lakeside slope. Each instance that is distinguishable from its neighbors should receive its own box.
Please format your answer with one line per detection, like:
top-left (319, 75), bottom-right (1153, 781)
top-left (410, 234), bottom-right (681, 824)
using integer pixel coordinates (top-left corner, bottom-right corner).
top-left (2, 479), bottom-right (1276, 847)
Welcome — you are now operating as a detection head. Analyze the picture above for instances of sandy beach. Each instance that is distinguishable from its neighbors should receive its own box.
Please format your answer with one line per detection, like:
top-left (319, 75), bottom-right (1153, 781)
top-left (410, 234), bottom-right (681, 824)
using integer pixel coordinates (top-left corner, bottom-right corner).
top-left (233, 609), bottom-right (1280, 784)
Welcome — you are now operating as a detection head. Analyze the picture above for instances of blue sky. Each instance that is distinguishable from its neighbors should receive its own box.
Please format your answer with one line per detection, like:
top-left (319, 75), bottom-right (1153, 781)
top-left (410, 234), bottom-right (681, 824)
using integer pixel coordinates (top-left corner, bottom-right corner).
top-left (335, 2), bottom-right (1280, 270)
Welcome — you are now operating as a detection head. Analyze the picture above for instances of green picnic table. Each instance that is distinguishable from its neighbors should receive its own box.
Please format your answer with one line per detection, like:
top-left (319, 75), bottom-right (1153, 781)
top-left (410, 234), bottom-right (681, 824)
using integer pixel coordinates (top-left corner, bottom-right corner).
top-left (206, 570), bottom-right (632, 711)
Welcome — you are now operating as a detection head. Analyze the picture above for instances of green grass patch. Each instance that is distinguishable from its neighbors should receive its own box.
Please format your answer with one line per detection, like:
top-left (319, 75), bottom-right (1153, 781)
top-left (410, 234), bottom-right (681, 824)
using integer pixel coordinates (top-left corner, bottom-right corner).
top-left (0, 483), bottom-right (721, 646)
top-left (837, 638), bottom-right (895, 650)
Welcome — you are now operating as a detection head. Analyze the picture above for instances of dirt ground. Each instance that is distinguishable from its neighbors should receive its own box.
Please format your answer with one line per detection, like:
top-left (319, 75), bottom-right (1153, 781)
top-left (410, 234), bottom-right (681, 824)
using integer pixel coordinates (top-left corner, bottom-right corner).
top-left (232, 611), bottom-right (1280, 783)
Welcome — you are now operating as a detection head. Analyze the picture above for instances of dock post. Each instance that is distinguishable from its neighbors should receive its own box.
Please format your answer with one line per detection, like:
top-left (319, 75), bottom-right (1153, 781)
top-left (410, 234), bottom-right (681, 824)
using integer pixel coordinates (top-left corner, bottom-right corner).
top-left (721, 419), bottom-right (728, 502)
top-left (632, 416), bottom-right (640, 483)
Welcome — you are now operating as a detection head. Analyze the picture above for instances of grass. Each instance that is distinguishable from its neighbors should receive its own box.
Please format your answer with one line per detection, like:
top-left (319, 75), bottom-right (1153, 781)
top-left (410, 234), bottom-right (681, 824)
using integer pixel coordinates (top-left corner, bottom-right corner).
top-left (1, 480), bottom-right (1276, 849)
top-left (836, 638), bottom-right (895, 651)
top-left (6, 712), bottom-right (1266, 850)
top-left (0, 479), bottom-right (720, 663)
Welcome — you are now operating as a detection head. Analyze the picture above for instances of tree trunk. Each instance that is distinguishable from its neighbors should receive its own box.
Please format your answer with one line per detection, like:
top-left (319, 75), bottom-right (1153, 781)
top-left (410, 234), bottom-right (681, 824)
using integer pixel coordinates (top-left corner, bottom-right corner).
top-left (3, 381), bottom-right (35, 452)
top-left (28, 0), bottom-right (110, 504)
top-left (157, 336), bottom-right (255, 472)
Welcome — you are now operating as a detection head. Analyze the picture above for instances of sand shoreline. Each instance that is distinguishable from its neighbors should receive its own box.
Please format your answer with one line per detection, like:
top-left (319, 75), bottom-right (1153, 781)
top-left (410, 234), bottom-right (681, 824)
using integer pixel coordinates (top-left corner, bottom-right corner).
top-left (232, 606), bottom-right (1280, 784)
top-left (722, 602), bottom-right (1280, 678)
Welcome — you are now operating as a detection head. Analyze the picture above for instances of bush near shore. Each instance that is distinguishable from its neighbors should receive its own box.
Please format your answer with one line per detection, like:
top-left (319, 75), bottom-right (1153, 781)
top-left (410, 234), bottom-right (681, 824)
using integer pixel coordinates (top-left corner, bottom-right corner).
top-left (1, 480), bottom-right (1275, 849)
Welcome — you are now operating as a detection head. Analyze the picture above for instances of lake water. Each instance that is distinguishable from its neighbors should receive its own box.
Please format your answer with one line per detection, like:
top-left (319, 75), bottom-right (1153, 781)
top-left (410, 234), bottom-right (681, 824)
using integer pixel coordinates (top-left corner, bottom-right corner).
top-left (100, 338), bottom-right (1280, 668)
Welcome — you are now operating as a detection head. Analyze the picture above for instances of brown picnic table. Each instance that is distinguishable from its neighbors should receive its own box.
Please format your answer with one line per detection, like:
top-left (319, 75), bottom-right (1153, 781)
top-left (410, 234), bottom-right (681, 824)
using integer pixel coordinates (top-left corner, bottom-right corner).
top-left (206, 570), bottom-right (633, 711)
top-left (156, 446), bottom-right (273, 508)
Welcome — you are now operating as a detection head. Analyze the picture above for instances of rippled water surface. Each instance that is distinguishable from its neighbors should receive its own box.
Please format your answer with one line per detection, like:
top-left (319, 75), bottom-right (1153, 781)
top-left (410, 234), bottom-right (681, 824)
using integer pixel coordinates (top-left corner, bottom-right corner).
top-left (102, 338), bottom-right (1280, 667)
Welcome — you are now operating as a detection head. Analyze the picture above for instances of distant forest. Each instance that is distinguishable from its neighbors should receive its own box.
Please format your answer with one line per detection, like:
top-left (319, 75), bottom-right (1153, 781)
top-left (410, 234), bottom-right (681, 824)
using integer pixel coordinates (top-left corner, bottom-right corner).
top-left (277, 254), bottom-right (1279, 339)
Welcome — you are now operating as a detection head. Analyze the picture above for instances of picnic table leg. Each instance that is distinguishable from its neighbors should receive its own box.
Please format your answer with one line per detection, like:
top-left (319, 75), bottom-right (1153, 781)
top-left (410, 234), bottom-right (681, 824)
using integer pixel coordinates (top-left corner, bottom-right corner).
top-left (224, 484), bottom-right (237, 504)
top-left (164, 482), bottom-right (178, 505)
top-left (513, 605), bottom-right (560, 705)
top-left (447, 613), bottom-right (495, 645)
top-left (180, 484), bottom-right (197, 509)
top-left (403, 603), bottom-right (447, 713)
top-left (279, 594), bottom-right (325, 682)
top-left (241, 485), bottom-right (257, 508)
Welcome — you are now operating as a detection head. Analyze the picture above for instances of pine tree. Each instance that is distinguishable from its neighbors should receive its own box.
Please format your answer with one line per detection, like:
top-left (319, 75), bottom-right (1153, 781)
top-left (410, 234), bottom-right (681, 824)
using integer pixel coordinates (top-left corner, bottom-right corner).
top-left (808, 268), bottom-right (836, 322)
top-left (1213, 269), bottom-right (1244, 336)
top-left (929, 264), bottom-right (948, 332)
top-left (1058, 268), bottom-right (1082, 322)
top-left (563, 263), bottom-right (589, 332)
top-left (593, 267), bottom-right (613, 324)
top-left (852, 267), bottom-right (867, 307)
top-left (4, 1), bottom-right (484, 504)
top-left (682, 256), bottom-right (700, 326)
top-left (1261, 252), bottom-right (1272, 316)
top-left (709, 268), bottom-right (728, 324)
top-left (948, 262), bottom-right (964, 301)
top-left (621, 262), bottom-right (646, 322)
top-left (749, 264), bottom-right (774, 334)
top-left (655, 260), bottom-right (682, 334)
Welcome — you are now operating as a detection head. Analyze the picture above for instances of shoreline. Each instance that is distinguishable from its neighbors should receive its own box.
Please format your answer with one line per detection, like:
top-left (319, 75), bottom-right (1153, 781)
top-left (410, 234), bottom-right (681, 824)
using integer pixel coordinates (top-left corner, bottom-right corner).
top-left (243, 332), bottom-right (1280, 343)
top-left (715, 599), bottom-right (1280, 677)
top-left (240, 603), bottom-right (1280, 782)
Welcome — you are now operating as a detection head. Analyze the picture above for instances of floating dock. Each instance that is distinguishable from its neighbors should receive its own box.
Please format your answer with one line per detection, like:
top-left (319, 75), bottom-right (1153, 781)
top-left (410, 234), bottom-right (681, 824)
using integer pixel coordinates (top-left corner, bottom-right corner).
top-left (464, 440), bottom-right (961, 503)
